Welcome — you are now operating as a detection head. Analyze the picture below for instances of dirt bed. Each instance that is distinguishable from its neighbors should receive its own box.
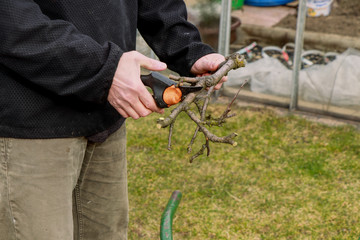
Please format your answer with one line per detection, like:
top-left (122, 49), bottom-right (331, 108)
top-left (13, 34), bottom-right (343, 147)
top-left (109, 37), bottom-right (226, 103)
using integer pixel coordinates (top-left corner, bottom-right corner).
top-left (276, 0), bottom-right (360, 37)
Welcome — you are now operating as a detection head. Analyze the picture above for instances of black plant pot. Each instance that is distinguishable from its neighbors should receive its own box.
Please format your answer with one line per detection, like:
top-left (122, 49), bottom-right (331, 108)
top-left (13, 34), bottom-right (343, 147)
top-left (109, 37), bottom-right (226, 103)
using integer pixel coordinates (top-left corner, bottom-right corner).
top-left (198, 16), bottom-right (241, 50)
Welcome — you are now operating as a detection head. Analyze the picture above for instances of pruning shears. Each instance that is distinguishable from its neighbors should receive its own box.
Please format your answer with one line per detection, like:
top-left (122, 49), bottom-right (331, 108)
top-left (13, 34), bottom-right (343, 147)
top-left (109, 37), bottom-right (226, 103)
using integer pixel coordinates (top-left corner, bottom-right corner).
top-left (140, 72), bottom-right (202, 108)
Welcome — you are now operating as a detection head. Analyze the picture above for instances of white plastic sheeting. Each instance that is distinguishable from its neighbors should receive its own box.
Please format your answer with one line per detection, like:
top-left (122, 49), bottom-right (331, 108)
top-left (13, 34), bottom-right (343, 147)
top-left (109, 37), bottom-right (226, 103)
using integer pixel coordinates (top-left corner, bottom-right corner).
top-left (226, 48), bottom-right (360, 108)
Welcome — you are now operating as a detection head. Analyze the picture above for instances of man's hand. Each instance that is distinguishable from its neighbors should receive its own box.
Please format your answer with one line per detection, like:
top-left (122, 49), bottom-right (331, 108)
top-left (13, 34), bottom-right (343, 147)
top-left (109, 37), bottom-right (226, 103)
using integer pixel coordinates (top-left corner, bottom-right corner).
top-left (190, 53), bottom-right (227, 90)
top-left (108, 51), bottom-right (167, 119)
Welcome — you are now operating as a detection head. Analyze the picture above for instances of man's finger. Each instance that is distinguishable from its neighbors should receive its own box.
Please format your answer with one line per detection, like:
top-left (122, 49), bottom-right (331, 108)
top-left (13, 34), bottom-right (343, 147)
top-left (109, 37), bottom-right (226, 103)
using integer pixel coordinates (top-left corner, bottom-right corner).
top-left (117, 108), bottom-right (130, 119)
top-left (139, 90), bottom-right (164, 114)
top-left (214, 76), bottom-right (228, 90)
top-left (123, 106), bottom-right (140, 120)
top-left (135, 52), bottom-right (167, 71)
top-left (130, 99), bottom-right (153, 118)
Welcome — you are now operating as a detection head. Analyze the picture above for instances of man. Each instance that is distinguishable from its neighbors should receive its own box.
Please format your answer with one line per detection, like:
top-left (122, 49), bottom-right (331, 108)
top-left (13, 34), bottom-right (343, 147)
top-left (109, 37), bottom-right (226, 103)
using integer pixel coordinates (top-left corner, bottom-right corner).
top-left (0, 0), bottom-right (225, 239)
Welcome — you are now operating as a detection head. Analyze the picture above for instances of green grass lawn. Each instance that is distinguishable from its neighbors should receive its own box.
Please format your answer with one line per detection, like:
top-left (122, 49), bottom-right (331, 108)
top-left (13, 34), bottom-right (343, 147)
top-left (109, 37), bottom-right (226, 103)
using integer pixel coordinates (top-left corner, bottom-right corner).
top-left (126, 103), bottom-right (360, 239)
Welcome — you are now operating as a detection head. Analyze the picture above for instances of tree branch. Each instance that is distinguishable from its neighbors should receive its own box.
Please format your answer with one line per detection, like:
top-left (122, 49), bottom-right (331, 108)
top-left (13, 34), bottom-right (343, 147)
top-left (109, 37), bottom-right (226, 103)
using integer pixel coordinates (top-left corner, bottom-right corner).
top-left (157, 53), bottom-right (246, 161)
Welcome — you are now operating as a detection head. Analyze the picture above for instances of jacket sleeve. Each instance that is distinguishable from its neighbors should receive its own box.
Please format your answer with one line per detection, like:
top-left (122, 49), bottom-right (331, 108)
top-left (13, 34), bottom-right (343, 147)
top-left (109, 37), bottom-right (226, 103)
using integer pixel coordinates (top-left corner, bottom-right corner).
top-left (0, 0), bottom-right (122, 104)
top-left (137, 0), bottom-right (215, 76)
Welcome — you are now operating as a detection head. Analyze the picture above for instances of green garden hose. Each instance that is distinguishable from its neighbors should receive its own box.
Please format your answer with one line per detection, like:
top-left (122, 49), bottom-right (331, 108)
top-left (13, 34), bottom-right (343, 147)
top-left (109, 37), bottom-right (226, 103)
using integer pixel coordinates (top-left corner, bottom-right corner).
top-left (160, 190), bottom-right (182, 240)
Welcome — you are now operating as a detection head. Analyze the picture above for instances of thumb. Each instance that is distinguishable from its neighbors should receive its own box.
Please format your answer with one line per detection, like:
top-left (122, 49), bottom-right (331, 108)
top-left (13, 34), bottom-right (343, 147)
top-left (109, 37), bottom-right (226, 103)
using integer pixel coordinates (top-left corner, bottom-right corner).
top-left (137, 54), bottom-right (167, 71)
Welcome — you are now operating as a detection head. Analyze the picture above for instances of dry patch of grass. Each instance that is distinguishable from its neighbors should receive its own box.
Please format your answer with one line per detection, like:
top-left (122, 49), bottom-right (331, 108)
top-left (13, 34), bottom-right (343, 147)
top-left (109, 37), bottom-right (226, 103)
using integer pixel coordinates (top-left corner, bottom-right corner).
top-left (126, 104), bottom-right (360, 239)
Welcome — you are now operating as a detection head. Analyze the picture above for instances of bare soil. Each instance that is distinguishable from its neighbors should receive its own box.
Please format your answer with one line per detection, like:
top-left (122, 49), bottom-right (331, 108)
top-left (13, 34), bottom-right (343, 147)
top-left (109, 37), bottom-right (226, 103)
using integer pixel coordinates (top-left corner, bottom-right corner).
top-left (276, 0), bottom-right (360, 37)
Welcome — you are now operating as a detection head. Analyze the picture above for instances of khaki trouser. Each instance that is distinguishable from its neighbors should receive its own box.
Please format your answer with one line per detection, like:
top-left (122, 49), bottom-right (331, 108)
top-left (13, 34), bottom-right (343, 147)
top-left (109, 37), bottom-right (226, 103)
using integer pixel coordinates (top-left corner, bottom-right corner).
top-left (0, 124), bottom-right (128, 240)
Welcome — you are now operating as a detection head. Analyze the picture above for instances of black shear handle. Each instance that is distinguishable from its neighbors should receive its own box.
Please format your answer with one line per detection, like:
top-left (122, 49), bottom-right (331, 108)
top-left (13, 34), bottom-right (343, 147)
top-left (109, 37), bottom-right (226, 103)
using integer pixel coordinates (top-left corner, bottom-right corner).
top-left (140, 72), bottom-right (176, 108)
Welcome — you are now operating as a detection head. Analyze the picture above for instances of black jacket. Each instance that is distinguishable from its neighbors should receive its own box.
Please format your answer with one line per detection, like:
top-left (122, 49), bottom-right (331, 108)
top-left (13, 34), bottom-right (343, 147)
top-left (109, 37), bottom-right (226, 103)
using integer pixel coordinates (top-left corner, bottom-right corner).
top-left (0, 0), bottom-right (213, 138)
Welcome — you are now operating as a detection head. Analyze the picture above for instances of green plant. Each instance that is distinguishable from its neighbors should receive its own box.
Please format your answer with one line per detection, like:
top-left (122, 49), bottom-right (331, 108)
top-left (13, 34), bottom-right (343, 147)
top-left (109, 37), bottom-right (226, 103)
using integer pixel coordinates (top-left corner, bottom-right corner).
top-left (196, 0), bottom-right (222, 28)
top-left (195, 0), bottom-right (243, 28)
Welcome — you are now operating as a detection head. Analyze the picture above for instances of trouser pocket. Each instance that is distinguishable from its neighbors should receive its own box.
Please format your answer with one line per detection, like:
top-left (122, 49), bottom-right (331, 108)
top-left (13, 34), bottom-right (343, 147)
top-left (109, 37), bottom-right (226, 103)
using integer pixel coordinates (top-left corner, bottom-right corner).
top-left (0, 137), bottom-right (87, 240)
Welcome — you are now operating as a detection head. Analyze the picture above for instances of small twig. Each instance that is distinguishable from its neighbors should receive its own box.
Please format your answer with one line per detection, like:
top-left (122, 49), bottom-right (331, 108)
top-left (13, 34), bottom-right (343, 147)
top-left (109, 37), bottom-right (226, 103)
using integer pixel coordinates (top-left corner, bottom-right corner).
top-left (157, 91), bottom-right (198, 128)
top-left (219, 80), bottom-right (248, 120)
top-left (168, 74), bottom-right (200, 84)
top-left (201, 86), bottom-right (214, 119)
top-left (188, 85), bottom-right (215, 151)
top-left (205, 139), bottom-right (210, 156)
top-left (189, 144), bottom-right (207, 163)
top-left (187, 126), bottom-right (199, 153)
top-left (186, 110), bottom-right (238, 146)
top-left (194, 100), bottom-right (203, 114)
top-left (167, 122), bottom-right (175, 150)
